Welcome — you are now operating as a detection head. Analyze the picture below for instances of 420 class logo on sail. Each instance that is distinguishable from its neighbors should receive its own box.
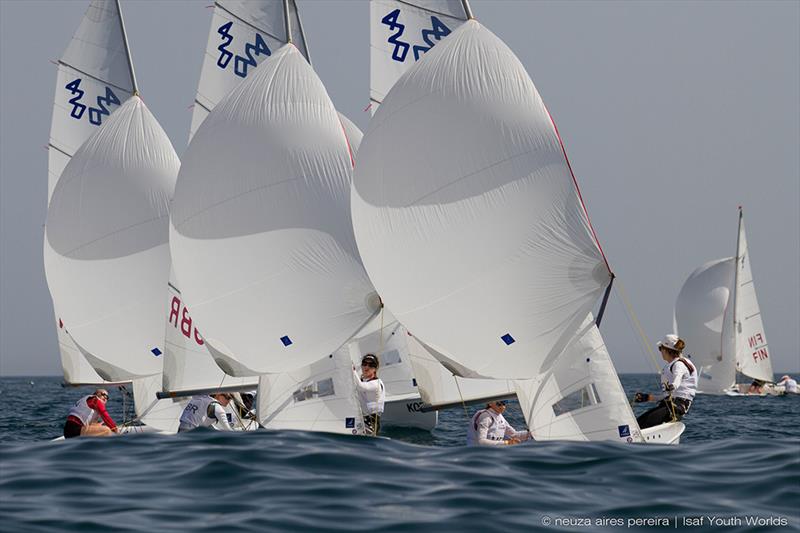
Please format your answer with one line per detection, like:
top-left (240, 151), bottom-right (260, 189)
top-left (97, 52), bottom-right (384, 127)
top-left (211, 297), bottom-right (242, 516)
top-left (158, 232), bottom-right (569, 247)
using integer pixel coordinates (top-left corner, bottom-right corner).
top-left (65, 79), bottom-right (120, 126)
top-left (381, 9), bottom-right (451, 63)
top-left (216, 21), bottom-right (271, 78)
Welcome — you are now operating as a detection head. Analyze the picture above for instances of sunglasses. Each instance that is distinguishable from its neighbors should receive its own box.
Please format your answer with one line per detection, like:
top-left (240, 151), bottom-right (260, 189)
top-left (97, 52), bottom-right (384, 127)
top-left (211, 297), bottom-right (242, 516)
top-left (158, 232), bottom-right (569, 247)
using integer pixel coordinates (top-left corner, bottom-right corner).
top-left (99, 394), bottom-right (109, 399)
top-left (495, 401), bottom-right (508, 406)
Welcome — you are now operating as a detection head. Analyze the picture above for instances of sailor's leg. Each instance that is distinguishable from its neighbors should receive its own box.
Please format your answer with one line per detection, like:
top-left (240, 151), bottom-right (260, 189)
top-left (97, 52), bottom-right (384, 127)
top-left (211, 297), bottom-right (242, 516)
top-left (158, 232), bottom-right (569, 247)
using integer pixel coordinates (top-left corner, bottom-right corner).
top-left (80, 423), bottom-right (114, 437)
top-left (636, 400), bottom-right (671, 429)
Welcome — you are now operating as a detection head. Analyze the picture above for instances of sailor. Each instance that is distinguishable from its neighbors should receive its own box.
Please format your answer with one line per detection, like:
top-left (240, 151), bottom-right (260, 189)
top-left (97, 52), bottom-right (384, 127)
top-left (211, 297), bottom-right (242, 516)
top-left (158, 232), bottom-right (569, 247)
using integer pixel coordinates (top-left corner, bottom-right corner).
top-left (634, 334), bottom-right (697, 429)
top-left (748, 380), bottom-right (765, 395)
top-left (63, 388), bottom-right (118, 438)
top-left (178, 393), bottom-right (234, 432)
top-left (777, 375), bottom-right (798, 394)
top-left (466, 400), bottom-right (531, 446)
top-left (354, 353), bottom-right (385, 436)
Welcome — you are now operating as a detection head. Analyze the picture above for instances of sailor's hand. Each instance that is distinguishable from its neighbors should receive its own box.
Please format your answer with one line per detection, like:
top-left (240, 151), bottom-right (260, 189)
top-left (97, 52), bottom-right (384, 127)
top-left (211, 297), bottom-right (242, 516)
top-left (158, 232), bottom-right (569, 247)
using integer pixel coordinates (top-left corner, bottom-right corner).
top-left (634, 392), bottom-right (649, 403)
top-left (506, 437), bottom-right (521, 445)
top-left (663, 383), bottom-right (675, 392)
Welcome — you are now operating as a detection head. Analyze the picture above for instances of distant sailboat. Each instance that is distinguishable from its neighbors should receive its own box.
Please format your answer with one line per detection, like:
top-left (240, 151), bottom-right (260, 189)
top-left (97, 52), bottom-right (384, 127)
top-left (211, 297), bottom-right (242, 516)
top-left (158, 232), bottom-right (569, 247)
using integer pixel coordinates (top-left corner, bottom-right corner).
top-left (675, 207), bottom-right (775, 396)
top-left (353, 15), bottom-right (683, 443)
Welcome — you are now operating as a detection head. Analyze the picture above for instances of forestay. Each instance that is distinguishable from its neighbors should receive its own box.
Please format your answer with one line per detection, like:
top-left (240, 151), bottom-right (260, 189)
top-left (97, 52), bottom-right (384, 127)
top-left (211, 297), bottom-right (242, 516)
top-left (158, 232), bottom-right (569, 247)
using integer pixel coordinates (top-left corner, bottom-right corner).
top-left (353, 20), bottom-right (610, 379)
top-left (45, 96), bottom-right (179, 381)
top-left (674, 258), bottom-right (737, 393)
top-left (370, 0), bottom-right (469, 113)
top-left (513, 314), bottom-right (644, 443)
top-left (257, 350), bottom-right (367, 435)
top-left (733, 211), bottom-right (773, 382)
top-left (48, 0), bottom-right (136, 385)
top-left (189, 0), bottom-right (309, 140)
top-left (171, 45), bottom-right (378, 375)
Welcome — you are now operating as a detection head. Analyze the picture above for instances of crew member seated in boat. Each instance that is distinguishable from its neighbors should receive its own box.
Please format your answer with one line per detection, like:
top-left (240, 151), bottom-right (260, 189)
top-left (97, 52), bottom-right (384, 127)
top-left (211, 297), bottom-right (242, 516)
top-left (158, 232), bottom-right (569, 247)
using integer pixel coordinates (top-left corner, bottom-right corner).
top-left (466, 400), bottom-right (531, 446)
top-left (634, 334), bottom-right (697, 429)
top-left (178, 393), bottom-right (234, 432)
top-left (63, 388), bottom-right (118, 438)
top-left (777, 375), bottom-right (798, 394)
top-left (748, 380), bottom-right (765, 395)
top-left (354, 354), bottom-right (385, 436)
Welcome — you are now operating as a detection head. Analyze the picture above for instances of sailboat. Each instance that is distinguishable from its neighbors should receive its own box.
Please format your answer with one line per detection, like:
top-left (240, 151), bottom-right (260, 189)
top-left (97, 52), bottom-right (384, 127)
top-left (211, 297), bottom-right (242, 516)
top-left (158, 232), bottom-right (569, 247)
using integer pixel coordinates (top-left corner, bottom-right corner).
top-left (45, 0), bottom-right (185, 434)
top-left (675, 207), bottom-right (776, 396)
top-left (352, 11), bottom-right (684, 443)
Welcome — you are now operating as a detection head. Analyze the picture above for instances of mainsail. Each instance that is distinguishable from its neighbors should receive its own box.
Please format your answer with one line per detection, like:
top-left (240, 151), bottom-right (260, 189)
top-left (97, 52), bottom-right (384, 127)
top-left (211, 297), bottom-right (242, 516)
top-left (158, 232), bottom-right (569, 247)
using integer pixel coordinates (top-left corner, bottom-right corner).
top-left (48, 0), bottom-right (136, 384)
top-left (171, 44), bottom-right (378, 375)
top-left (353, 20), bottom-right (610, 380)
top-left (674, 258), bottom-right (737, 393)
top-left (44, 96), bottom-right (179, 382)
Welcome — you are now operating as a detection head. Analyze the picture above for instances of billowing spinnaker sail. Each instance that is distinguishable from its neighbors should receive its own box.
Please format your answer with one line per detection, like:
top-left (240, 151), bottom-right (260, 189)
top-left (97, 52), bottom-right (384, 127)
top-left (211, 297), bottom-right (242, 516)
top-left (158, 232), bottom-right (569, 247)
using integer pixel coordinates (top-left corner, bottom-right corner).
top-left (674, 258), bottom-right (736, 393)
top-left (257, 349), bottom-right (367, 435)
top-left (734, 214), bottom-right (773, 382)
top-left (171, 45), bottom-right (378, 375)
top-left (514, 314), bottom-right (643, 443)
top-left (162, 273), bottom-right (258, 394)
top-left (44, 96), bottom-right (179, 381)
top-left (49, 0), bottom-right (135, 384)
top-left (370, 0), bottom-right (469, 113)
top-left (406, 335), bottom-right (517, 408)
top-left (352, 20), bottom-right (609, 379)
top-left (190, 0), bottom-right (309, 140)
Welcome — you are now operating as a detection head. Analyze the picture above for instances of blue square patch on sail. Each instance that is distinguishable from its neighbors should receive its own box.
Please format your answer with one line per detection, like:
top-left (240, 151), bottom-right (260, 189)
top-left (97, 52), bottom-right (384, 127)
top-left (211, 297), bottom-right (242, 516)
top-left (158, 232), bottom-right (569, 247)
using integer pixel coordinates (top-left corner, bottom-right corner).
top-left (345, 417), bottom-right (355, 429)
top-left (151, 347), bottom-right (162, 357)
top-left (412, 378), bottom-right (417, 387)
top-left (618, 424), bottom-right (631, 438)
top-left (280, 336), bottom-right (292, 347)
top-left (501, 333), bottom-right (515, 345)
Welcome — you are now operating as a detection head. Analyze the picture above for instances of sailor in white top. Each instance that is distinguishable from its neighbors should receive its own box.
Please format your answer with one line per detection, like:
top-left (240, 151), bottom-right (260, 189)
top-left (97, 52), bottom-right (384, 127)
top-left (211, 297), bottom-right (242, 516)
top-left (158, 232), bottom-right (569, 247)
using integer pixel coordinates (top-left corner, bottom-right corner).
top-left (635, 334), bottom-right (697, 429)
top-left (178, 393), bottom-right (234, 432)
top-left (354, 353), bottom-right (385, 436)
top-left (777, 375), bottom-right (798, 394)
top-left (467, 400), bottom-right (531, 446)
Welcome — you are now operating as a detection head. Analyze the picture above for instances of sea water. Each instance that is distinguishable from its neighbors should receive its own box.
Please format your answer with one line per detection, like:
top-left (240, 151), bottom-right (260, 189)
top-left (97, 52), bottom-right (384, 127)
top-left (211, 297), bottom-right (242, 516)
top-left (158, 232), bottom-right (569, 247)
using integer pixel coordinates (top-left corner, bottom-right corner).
top-left (0, 375), bottom-right (797, 532)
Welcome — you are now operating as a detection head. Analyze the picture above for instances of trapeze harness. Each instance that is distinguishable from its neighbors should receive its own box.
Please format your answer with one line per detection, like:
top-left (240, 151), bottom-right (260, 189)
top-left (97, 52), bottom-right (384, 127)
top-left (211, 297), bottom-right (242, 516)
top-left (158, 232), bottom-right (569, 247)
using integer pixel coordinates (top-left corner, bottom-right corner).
top-left (467, 409), bottom-right (526, 446)
top-left (178, 395), bottom-right (232, 432)
top-left (355, 376), bottom-right (385, 436)
top-left (637, 358), bottom-right (697, 429)
top-left (63, 395), bottom-right (117, 438)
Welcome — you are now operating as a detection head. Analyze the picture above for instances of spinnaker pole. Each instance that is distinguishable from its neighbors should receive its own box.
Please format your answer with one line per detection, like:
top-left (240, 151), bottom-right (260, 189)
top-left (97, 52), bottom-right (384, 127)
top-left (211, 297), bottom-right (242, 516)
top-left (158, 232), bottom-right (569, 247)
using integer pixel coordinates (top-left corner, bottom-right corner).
top-left (115, 0), bottom-right (139, 95)
top-left (595, 273), bottom-right (616, 327)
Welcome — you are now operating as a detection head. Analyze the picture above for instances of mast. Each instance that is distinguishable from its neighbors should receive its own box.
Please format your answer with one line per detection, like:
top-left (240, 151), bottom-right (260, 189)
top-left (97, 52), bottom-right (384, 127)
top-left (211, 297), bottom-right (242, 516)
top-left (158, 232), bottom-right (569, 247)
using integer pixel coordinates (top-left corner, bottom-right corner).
top-left (595, 273), bottom-right (615, 327)
top-left (461, 0), bottom-right (475, 20)
top-left (283, 0), bottom-right (293, 44)
top-left (116, 0), bottom-right (139, 95)
top-left (732, 206), bottom-right (743, 370)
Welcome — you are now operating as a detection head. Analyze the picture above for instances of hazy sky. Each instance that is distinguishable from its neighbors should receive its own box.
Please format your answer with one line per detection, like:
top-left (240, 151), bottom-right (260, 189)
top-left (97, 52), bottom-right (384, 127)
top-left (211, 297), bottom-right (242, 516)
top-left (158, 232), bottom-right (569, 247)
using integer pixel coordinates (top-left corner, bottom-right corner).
top-left (1, 0), bottom-right (798, 376)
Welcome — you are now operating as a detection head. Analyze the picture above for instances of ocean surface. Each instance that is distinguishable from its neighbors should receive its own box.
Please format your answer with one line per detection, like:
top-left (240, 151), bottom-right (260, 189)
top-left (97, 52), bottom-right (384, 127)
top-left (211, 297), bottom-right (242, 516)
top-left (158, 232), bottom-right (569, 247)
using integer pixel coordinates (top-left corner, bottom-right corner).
top-left (0, 374), bottom-right (797, 532)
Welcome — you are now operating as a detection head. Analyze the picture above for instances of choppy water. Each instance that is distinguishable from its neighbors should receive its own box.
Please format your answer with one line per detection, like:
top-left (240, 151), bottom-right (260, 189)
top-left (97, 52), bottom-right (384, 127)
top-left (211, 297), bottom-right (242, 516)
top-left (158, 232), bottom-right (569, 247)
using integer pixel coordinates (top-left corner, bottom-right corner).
top-left (1, 375), bottom-right (798, 532)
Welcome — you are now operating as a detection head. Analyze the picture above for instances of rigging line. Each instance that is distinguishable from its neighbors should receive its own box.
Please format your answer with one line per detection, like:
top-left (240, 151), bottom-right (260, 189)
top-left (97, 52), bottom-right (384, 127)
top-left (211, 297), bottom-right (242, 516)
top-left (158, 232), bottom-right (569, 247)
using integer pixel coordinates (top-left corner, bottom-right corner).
top-left (453, 375), bottom-right (469, 420)
top-left (614, 280), bottom-right (662, 389)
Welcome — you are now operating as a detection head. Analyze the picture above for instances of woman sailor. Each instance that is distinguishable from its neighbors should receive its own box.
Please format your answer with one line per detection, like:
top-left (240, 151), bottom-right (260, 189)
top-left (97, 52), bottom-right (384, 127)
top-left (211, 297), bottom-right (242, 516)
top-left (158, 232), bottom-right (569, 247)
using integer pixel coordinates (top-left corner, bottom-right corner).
top-left (634, 334), bottom-right (697, 429)
top-left (467, 400), bottom-right (530, 446)
top-left (178, 393), bottom-right (234, 432)
top-left (354, 354), bottom-right (385, 436)
top-left (63, 388), bottom-right (118, 438)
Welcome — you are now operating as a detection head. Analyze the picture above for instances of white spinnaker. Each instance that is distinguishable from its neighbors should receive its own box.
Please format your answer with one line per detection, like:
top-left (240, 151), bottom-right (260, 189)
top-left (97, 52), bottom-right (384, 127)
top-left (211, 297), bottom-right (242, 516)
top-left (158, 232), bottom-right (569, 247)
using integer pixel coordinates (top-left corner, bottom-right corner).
top-left (49, 0), bottom-right (135, 384)
top-left (162, 274), bottom-right (258, 394)
top-left (45, 96), bottom-right (179, 381)
top-left (353, 20), bottom-right (609, 380)
top-left (189, 0), bottom-right (309, 140)
top-left (406, 335), bottom-right (517, 408)
top-left (257, 350), bottom-right (367, 435)
top-left (513, 314), bottom-right (644, 443)
top-left (370, 0), bottom-right (469, 114)
top-left (674, 258), bottom-right (737, 393)
top-left (734, 213), bottom-right (773, 382)
top-left (132, 374), bottom-right (186, 433)
top-left (171, 45), bottom-right (377, 375)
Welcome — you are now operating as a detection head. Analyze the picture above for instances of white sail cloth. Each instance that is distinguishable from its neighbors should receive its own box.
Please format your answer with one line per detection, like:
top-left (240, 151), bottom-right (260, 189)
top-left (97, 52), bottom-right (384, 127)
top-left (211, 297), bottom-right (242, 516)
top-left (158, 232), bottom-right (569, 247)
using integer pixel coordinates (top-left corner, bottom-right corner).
top-left (370, 0), bottom-right (469, 113)
top-left (132, 374), bottom-right (186, 433)
top-left (353, 20), bottom-right (609, 380)
top-left (45, 96), bottom-right (179, 381)
top-left (513, 314), bottom-right (644, 443)
top-left (48, 0), bottom-right (135, 385)
top-left (733, 215), bottom-right (773, 382)
top-left (171, 45), bottom-right (377, 375)
top-left (674, 258), bottom-right (737, 393)
top-left (189, 0), bottom-right (309, 140)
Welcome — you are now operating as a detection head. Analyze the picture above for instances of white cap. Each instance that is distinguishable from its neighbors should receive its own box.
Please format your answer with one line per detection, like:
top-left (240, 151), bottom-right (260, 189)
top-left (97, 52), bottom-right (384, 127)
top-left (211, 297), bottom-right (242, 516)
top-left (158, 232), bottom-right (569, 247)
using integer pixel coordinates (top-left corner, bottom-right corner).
top-left (657, 334), bottom-right (684, 353)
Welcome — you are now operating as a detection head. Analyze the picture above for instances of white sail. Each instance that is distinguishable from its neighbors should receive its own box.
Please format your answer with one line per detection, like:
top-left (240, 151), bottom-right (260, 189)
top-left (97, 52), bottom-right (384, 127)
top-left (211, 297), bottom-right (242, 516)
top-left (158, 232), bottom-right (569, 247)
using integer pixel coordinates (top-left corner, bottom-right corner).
top-left (406, 335), bottom-right (517, 409)
top-left (257, 349), bottom-right (367, 435)
top-left (48, 0), bottom-right (136, 385)
top-left (674, 258), bottom-right (737, 393)
top-left (45, 96), bottom-right (179, 381)
top-left (162, 273), bottom-right (258, 394)
top-left (189, 0), bottom-right (309, 140)
top-left (353, 20), bottom-right (610, 380)
top-left (132, 374), bottom-right (186, 433)
top-left (734, 210), bottom-right (773, 382)
top-left (513, 314), bottom-right (644, 443)
top-left (370, 0), bottom-right (469, 113)
top-left (171, 45), bottom-right (378, 375)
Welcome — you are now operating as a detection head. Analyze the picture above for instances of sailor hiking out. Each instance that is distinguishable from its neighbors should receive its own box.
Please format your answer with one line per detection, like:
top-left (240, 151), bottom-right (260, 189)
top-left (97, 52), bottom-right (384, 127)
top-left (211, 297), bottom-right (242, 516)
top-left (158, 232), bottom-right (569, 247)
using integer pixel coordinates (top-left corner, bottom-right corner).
top-left (467, 400), bottom-right (531, 446)
top-left (354, 354), bottom-right (385, 436)
top-left (178, 393), bottom-right (234, 432)
top-left (63, 388), bottom-right (118, 438)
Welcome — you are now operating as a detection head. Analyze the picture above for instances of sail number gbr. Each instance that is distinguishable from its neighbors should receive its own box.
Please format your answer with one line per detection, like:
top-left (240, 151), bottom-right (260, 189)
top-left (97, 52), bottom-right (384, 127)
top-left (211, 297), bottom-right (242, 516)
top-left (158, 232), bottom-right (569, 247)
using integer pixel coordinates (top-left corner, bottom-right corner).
top-left (381, 9), bottom-right (451, 63)
top-left (65, 79), bottom-right (120, 126)
top-left (168, 296), bottom-right (205, 347)
top-left (216, 21), bottom-right (271, 78)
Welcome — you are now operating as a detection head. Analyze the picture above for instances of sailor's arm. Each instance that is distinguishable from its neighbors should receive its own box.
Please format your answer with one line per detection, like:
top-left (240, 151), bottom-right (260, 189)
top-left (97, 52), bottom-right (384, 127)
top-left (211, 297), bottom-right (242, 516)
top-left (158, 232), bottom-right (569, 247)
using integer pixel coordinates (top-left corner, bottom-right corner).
top-left (210, 403), bottom-right (233, 431)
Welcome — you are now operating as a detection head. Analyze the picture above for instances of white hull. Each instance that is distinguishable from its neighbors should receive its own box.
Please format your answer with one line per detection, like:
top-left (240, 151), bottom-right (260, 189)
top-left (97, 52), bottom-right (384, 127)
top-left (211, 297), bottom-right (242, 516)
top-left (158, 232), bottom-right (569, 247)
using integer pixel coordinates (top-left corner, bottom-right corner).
top-left (640, 422), bottom-right (685, 445)
top-left (382, 395), bottom-right (438, 430)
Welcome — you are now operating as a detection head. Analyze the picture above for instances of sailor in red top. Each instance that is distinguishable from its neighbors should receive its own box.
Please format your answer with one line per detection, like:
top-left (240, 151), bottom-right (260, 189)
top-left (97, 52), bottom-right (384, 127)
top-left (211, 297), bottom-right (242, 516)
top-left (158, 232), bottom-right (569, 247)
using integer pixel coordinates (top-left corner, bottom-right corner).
top-left (63, 389), bottom-right (118, 438)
